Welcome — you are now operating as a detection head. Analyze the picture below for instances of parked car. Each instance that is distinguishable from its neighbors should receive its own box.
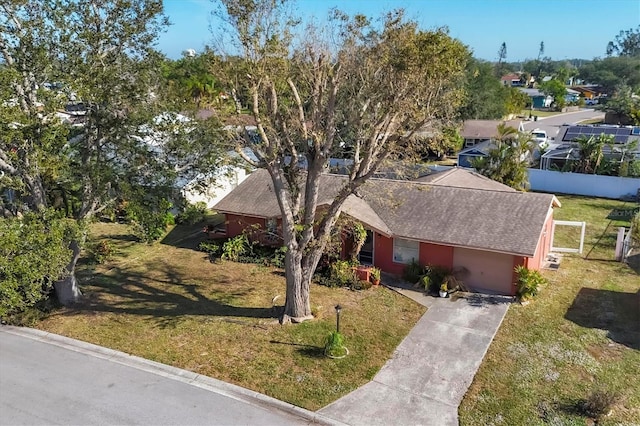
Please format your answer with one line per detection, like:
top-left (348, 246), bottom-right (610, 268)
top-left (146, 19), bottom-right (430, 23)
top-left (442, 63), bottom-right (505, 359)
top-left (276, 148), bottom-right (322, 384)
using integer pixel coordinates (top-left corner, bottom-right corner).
top-left (585, 99), bottom-right (598, 106)
top-left (531, 129), bottom-right (547, 146)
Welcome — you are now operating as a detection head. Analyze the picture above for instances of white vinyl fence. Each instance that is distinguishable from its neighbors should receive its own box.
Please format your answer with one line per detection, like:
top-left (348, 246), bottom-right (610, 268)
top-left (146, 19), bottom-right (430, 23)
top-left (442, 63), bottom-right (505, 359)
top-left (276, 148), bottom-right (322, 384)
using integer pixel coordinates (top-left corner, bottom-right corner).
top-left (528, 169), bottom-right (640, 200)
top-left (429, 165), bottom-right (640, 200)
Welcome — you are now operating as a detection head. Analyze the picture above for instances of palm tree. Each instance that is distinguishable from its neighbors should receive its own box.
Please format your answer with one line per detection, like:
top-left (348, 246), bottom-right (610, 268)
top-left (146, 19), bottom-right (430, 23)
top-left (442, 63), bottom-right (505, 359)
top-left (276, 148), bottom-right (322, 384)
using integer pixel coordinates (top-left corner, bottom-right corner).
top-left (471, 123), bottom-right (533, 190)
top-left (573, 134), bottom-right (614, 174)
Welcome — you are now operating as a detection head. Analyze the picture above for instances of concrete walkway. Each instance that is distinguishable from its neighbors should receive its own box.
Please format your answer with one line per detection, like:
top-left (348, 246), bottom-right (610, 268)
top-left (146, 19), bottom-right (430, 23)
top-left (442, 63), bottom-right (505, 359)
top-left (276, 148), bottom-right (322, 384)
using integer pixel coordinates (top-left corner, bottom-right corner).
top-left (318, 283), bottom-right (512, 426)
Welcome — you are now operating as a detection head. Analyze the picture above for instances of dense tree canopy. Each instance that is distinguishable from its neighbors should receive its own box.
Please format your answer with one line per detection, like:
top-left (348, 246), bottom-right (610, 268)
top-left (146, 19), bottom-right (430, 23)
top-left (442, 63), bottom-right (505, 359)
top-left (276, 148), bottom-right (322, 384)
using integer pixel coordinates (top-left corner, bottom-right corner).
top-left (1, 0), bottom-right (223, 309)
top-left (162, 48), bottom-right (222, 109)
top-left (578, 56), bottom-right (640, 93)
top-left (0, 210), bottom-right (78, 318)
top-left (539, 78), bottom-right (568, 110)
top-left (460, 59), bottom-right (507, 120)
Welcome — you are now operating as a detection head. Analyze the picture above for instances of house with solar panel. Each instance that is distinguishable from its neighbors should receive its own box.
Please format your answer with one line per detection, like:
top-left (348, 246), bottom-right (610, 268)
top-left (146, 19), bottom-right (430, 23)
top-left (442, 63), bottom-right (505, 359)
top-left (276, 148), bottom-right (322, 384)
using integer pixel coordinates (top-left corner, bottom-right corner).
top-left (539, 124), bottom-right (640, 171)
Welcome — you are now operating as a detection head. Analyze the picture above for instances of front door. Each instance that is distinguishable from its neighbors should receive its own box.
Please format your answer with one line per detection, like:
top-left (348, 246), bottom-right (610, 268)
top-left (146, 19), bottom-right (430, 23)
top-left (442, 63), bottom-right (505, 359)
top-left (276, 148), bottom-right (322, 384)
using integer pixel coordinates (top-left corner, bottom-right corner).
top-left (358, 230), bottom-right (374, 265)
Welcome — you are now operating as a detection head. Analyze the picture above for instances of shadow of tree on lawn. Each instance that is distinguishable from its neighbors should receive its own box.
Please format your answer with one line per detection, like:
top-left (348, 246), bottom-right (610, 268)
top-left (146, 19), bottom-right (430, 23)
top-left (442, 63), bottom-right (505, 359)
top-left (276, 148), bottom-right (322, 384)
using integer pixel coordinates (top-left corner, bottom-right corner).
top-left (626, 251), bottom-right (640, 275)
top-left (565, 287), bottom-right (640, 350)
top-left (72, 259), bottom-right (277, 324)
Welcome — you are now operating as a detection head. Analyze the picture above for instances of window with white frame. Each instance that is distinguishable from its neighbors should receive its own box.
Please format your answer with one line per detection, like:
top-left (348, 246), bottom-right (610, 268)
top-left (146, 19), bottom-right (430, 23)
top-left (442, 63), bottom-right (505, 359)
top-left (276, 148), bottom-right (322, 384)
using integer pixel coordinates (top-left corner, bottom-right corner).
top-left (393, 238), bottom-right (419, 264)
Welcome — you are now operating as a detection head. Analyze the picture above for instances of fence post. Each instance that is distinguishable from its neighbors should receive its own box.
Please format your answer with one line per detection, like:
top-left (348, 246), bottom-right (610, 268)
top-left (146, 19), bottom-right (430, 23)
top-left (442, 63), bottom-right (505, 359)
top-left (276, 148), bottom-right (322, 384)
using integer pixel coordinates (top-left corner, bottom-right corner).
top-left (615, 227), bottom-right (625, 261)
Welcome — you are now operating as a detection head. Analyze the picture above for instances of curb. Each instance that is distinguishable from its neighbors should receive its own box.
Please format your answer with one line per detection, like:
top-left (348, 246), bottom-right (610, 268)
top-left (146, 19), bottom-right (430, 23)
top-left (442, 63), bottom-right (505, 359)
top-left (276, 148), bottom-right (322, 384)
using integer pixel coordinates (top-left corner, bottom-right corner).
top-left (1, 325), bottom-right (347, 426)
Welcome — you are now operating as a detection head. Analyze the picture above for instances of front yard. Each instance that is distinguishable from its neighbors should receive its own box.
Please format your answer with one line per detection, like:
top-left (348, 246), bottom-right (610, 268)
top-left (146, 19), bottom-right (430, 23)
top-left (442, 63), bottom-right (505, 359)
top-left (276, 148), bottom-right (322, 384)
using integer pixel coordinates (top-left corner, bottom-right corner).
top-left (31, 195), bottom-right (640, 420)
top-left (460, 195), bottom-right (640, 425)
top-left (34, 220), bottom-right (425, 411)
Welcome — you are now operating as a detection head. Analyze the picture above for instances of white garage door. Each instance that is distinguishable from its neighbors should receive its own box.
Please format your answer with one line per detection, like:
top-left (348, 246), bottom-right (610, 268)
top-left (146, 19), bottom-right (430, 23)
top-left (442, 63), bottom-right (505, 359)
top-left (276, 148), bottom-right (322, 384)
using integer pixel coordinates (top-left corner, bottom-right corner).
top-left (453, 247), bottom-right (514, 295)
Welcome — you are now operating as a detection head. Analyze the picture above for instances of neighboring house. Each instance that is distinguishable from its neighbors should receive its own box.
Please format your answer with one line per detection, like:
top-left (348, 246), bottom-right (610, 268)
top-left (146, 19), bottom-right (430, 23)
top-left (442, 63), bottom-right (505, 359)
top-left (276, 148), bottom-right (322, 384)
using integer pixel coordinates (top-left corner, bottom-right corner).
top-left (213, 168), bottom-right (560, 295)
top-left (565, 88), bottom-right (581, 104)
top-left (519, 88), bottom-right (553, 108)
top-left (500, 73), bottom-right (524, 87)
top-left (179, 166), bottom-right (251, 209)
top-left (415, 167), bottom-right (516, 191)
top-left (571, 85), bottom-right (603, 100)
top-left (457, 140), bottom-right (494, 168)
top-left (539, 124), bottom-right (640, 170)
top-left (461, 119), bottom-right (524, 148)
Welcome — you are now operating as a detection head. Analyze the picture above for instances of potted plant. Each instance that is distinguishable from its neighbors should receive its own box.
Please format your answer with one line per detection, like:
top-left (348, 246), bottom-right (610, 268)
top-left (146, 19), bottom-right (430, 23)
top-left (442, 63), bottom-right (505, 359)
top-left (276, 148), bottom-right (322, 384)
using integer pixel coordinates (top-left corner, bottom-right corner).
top-left (439, 283), bottom-right (448, 298)
top-left (370, 267), bottom-right (381, 286)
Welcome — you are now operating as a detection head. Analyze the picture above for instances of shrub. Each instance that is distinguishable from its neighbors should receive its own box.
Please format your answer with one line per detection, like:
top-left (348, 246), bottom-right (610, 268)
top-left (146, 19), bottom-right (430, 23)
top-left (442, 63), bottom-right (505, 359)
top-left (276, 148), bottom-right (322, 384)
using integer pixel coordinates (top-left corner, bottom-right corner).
top-left (351, 279), bottom-right (372, 291)
top-left (422, 264), bottom-right (452, 293)
top-left (349, 222), bottom-right (368, 261)
top-left (177, 202), bottom-right (208, 225)
top-left (0, 210), bottom-right (79, 318)
top-left (330, 260), bottom-right (357, 287)
top-left (128, 199), bottom-right (175, 243)
top-left (221, 235), bottom-right (248, 261)
top-left (88, 240), bottom-right (114, 264)
top-left (271, 246), bottom-right (287, 268)
top-left (514, 265), bottom-right (547, 301)
top-left (420, 274), bottom-right (431, 290)
top-left (402, 259), bottom-right (423, 283)
top-left (198, 241), bottom-right (221, 258)
top-left (324, 331), bottom-right (347, 357)
top-left (369, 267), bottom-right (381, 281)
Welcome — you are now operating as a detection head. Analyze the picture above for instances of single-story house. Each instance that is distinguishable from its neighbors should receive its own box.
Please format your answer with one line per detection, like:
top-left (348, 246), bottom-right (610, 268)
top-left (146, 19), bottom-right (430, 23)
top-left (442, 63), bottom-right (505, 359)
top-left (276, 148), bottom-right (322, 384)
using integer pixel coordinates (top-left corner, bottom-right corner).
top-left (457, 140), bottom-right (494, 168)
top-left (539, 124), bottom-right (640, 170)
top-left (213, 168), bottom-right (560, 295)
top-left (461, 119), bottom-right (524, 148)
top-left (415, 166), bottom-right (517, 191)
top-left (500, 73), bottom-right (524, 87)
top-left (565, 88), bottom-right (581, 103)
top-left (571, 85), bottom-right (603, 100)
top-left (178, 165), bottom-right (251, 209)
top-left (519, 88), bottom-right (553, 109)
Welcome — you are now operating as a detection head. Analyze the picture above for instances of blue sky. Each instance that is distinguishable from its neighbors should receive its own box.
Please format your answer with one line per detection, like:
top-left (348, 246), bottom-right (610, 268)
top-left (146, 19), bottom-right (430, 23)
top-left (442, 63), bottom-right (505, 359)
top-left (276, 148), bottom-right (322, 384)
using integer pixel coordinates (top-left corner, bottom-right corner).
top-left (159, 0), bottom-right (640, 62)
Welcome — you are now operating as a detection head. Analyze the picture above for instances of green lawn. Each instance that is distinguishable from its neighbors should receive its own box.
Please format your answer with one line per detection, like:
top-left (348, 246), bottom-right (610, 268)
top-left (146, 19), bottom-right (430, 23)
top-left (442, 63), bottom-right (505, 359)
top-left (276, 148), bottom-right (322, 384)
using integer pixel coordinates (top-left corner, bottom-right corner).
top-left (520, 109), bottom-right (563, 118)
top-left (460, 195), bottom-right (640, 425)
top-left (35, 219), bottom-right (425, 411)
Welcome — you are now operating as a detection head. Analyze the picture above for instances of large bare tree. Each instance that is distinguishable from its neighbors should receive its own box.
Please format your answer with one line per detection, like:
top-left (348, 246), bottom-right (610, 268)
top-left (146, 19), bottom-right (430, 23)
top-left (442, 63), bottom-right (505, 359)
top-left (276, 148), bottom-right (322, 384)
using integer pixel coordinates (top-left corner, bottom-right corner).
top-left (215, 0), bottom-right (469, 322)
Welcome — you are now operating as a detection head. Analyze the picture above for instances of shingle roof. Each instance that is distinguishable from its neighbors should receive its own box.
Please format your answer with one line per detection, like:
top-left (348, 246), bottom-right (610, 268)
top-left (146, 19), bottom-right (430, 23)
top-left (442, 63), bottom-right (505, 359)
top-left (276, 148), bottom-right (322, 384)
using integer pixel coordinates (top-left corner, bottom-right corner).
top-left (457, 139), bottom-right (495, 156)
top-left (357, 180), bottom-right (553, 257)
top-left (461, 120), bottom-right (523, 139)
top-left (213, 169), bottom-right (557, 257)
top-left (416, 167), bottom-right (515, 192)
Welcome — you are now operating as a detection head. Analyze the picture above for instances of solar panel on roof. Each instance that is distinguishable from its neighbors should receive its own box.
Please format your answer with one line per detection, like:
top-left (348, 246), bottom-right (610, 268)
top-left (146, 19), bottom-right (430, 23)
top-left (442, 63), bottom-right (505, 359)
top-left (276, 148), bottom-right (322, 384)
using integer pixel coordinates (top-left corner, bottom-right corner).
top-left (562, 126), bottom-right (633, 142)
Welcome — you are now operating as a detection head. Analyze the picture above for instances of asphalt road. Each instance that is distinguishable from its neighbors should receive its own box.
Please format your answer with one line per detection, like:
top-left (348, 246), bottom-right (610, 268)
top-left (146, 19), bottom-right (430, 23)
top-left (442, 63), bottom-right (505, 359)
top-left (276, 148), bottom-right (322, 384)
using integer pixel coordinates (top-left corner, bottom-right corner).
top-left (0, 327), bottom-right (333, 426)
top-left (522, 108), bottom-right (605, 140)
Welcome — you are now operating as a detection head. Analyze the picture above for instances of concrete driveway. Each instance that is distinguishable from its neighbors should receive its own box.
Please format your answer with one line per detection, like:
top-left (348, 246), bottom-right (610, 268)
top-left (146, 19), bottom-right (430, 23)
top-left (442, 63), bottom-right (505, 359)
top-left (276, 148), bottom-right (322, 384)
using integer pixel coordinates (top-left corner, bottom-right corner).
top-left (318, 288), bottom-right (511, 426)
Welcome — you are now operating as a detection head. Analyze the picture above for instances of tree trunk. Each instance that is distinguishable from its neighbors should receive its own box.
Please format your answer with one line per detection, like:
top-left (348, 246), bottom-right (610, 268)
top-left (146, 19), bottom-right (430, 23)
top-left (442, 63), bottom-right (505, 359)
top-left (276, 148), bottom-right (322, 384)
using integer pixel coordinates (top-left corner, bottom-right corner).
top-left (54, 239), bottom-right (83, 305)
top-left (281, 248), bottom-right (313, 323)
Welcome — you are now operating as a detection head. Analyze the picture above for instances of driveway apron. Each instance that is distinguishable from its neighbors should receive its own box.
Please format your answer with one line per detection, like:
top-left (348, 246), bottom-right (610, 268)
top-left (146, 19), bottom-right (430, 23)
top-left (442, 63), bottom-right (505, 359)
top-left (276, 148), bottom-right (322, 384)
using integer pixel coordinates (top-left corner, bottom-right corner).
top-left (318, 288), bottom-right (511, 426)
